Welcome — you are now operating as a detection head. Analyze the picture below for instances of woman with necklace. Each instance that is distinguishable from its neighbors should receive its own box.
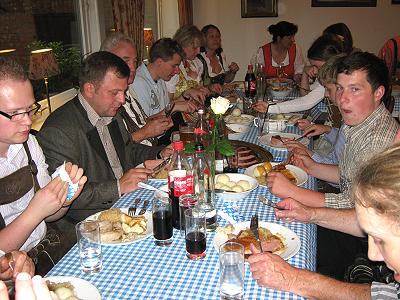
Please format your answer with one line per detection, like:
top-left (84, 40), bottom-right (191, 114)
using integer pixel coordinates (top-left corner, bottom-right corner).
top-left (253, 21), bottom-right (304, 83)
top-left (198, 24), bottom-right (239, 93)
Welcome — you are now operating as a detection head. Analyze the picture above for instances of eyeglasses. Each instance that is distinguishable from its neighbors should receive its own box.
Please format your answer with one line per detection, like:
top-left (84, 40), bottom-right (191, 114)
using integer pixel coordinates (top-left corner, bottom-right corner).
top-left (0, 103), bottom-right (41, 122)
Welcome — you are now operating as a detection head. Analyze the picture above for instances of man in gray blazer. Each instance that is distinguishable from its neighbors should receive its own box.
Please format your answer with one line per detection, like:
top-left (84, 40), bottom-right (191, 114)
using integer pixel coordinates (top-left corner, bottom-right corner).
top-left (37, 51), bottom-right (167, 223)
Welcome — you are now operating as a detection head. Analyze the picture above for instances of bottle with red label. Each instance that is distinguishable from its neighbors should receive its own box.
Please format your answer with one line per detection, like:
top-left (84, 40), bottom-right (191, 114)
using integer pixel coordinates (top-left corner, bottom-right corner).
top-left (194, 108), bottom-right (210, 147)
top-left (168, 141), bottom-right (194, 229)
top-left (193, 143), bottom-right (216, 231)
top-left (244, 64), bottom-right (256, 98)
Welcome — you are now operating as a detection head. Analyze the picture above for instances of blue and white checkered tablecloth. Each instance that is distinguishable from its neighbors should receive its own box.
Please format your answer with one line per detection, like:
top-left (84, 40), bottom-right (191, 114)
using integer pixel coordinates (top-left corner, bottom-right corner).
top-left (46, 110), bottom-right (317, 300)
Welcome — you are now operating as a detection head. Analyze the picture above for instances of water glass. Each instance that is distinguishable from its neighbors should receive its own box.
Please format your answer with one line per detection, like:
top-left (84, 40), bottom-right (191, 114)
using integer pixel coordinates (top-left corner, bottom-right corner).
top-left (152, 194), bottom-right (173, 246)
top-left (219, 242), bottom-right (245, 300)
top-left (75, 220), bottom-right (102, 274)
top-left (179, 194), bottom-right (198, 236)
top-left (185, 208), bottom-right (207, 260)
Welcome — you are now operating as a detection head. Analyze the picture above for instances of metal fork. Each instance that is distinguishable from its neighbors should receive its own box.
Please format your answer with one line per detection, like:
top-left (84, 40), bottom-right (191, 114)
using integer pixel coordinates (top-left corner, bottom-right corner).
top-left (259, 195), bottom-right (283, 210)
top-left (250, 215), bottom-right (263, 252)
top-left (138, 200), bottom-right (149, 215)
top-left (128, 198), bottom-right (141, 216)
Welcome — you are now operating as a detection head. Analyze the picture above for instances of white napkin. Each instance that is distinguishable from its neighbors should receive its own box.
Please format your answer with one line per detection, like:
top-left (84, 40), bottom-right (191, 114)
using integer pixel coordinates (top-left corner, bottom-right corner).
top-left (51, 162), bottom-right (79, 200)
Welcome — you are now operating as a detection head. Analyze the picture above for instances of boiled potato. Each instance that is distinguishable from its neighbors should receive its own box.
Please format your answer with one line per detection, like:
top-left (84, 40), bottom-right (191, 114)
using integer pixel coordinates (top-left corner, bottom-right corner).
top-left (232, 185), bottom-right (244, 193)
top-left (226, 181), bottom-right (237, 188)
top-left (215, 182), bottom-right (224, 189)
top-left (237, 180), bottom-right (250, 191)
top-left (217, 174), bottom-right (230, 184)
top-left (231, 108), bottom-right (242, 117)
top-left (262, 162), bottom-right (272, 173)
top-left (254, 165), bottom-right (266, 177)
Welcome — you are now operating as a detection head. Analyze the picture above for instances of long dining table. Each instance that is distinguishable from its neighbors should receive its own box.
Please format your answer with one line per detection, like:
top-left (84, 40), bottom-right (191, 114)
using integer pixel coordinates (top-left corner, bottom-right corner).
top-left (46, 117), bottom-right (317, 300)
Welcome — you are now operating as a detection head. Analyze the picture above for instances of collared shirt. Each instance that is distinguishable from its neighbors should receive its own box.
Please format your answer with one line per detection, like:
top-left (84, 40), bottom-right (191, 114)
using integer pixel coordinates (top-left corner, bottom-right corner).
top-left (312, 126), bottom-right (345, 165)
top-left (325, 103), bottom-right (399, 208)
top-left (132, 63), bottom-right (170, 117)
top-left (78, 93), bottom-right (124, 182)
top-left (0, 135), bottom-right (50, 251)
top-left (371, 282), bottom-right (400, 300)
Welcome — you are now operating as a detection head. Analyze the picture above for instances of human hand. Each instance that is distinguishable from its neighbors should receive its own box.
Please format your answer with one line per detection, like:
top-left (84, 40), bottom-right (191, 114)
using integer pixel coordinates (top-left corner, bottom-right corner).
top-left (266, 172), bottom-right (297, 199)
top-left (208, 83), bottom-right (223, 95)
top-left (184, 88), bottom-right (207, 103)
top-left (0, 251), bottom-right (34, 281)
top-left (64, 162), bottom-right (87, 204)
top-left (295, 119), bottom-right (311, 130)
top-left (222, 83), bottom-right (235, 93)
top-left (248, 244), bottom-right (299, 292)
top-left (0, 273), bottom-right (59, 300)
top-left (28, 177), bottom-right (68, 220)
top-left (284, 140), bottom-right (313, 157)
top-left (119, 167), bottom-right (152, 194)
top-left (173, 99), bottom-right (198, 113)
top-left (144, 115), bottom-right (173, 137)
top-left (291, 151), bottom-right (316, 174)
top-left (252, 101), bottom-right (268, 113)
top-left (228, 62), bottom-right (239, 73)
top-left (274, 198), bottom-right (315, 223)
top-left (303, 65), bottom-right (318, 79)
top-left (160, 144), bottom-right (173, 159)
top-left (303, 124), bottom-right (331, 137)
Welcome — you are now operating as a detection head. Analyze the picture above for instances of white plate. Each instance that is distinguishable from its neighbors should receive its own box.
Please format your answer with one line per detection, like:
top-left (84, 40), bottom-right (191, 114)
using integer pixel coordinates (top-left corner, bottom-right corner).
top-left (46, 276), bottom-right (102, 299)
top-left (244, 162), bottom-right (308, 186)
top-left (86, 209), bottom-right (153, 246)
top-left (259, 133), bottom-right (309, 149)
top-left (214, 221), bottom-right (300, 260)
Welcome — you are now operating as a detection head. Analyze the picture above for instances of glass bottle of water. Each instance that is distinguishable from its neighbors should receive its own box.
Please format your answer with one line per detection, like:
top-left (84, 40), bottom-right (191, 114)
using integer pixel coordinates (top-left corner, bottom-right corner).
top-left (193, 143), bottom-right (216, 231)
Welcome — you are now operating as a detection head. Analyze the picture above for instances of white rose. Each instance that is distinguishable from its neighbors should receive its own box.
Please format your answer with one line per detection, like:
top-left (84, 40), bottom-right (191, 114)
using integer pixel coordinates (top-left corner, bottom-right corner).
top-left (210, 96), bottom-right (230, 115)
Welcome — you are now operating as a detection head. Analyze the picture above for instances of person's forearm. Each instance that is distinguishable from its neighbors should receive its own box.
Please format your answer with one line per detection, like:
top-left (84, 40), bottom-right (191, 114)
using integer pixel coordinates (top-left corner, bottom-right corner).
top-left (224, 71), bottom-right (235, 83)
top-left (309, 163), bottom-right (340, 184)
top-left (288, 187), bottom-right (325, 207)
top-left (293, 268), bottom-right (371, 300)
top-left (299, 72), bottom-right (310, 97)
top-left (131, 127), bottom-right (150, 144)
top-left (45, 206), bottom-right (69, 222)
top-left (0, 209), bottom-right (42, 252)
top-left (311, 208), bottom-right (364, 237)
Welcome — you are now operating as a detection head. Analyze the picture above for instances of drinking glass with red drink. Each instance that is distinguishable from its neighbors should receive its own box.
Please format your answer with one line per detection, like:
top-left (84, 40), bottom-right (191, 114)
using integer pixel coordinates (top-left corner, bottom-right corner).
top-left (184, 208), bottom-right (207, 260)
top-left (152, 194), bottom-right (173, 246)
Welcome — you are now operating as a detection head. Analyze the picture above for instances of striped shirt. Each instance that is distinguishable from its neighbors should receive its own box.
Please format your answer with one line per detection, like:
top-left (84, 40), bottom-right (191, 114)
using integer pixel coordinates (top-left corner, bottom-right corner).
top-left (325, 103), bottom-right (399, 208)
top-left (0, 135), bottom-right (50, 251)
top-left (371, 282), bottom-right (400, 300)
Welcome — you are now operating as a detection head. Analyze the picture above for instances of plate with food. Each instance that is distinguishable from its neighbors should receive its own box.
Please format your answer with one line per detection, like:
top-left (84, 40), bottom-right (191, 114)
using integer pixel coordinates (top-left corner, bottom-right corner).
top-left (46, 276), bottom-right (101, 300)
top-left (259, 133), bottom-right (309, 149)
top-left (86, 208), bottom-right (152, 245)
top-left (244, 162), bottom-right (308, 186)
top-left (214, 222), bottom-right (300, 260)
top-left (269, 113), bottom-right (303, 125)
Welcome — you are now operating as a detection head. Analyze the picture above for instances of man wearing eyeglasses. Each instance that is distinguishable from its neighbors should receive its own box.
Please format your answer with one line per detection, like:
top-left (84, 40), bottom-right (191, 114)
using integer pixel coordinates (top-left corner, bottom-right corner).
top-left (0, 57), bottom-right (87, 274)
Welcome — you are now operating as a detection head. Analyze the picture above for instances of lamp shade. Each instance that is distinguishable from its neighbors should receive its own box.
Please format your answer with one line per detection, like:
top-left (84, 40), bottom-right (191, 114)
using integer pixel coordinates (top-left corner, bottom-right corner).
top-left (28, 48), bottom-right (60, 80)
top-left (0, 49), bottom-right (16, 54)
top-left (144, 28), bottom-right (153, 47)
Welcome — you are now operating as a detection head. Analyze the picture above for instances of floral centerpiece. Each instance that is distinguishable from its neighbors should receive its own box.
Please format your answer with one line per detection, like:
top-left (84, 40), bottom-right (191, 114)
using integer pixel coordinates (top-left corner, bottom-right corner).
top-left (208, 96), bottom-right (235, 157)
top-left (184, 96), bottom-right (235, 157)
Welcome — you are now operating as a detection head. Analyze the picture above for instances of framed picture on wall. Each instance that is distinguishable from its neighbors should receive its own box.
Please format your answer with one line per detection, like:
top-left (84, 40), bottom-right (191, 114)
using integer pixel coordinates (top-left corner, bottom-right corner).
top-left (392, 0), bottom-right (400, 4)
top-left (241, 0), bottom-right (278, 18)
top-left (311, 0), bottom-right (377, 7)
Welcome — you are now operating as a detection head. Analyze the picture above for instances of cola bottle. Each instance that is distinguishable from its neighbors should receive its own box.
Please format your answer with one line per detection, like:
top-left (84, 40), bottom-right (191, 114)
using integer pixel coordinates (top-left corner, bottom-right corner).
top-left (244, 64), bottom-right (256, 98)
top-left (168, 141), bottom-right (194, 229)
